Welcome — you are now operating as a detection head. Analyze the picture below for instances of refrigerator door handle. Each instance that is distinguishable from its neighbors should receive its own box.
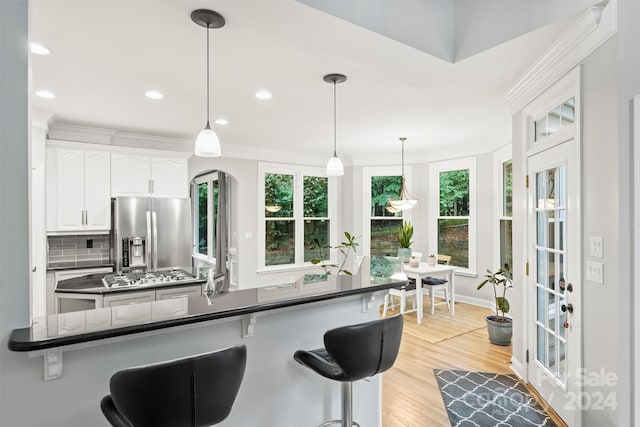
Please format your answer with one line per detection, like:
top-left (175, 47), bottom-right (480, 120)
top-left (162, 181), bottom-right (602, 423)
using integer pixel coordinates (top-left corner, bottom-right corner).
top-left (152, 211), bottom-right (158, 271)
top-left (146, 211), bottom-right (152, 271)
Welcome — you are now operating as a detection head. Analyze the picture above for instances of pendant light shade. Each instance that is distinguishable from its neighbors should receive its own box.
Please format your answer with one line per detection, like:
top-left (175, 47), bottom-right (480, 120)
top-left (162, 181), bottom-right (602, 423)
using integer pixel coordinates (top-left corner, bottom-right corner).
top-left (324, 73), bottom-right (346, 176)
top-left (387, 137), bottom-right (417, 211)
top-left (192, 10), bottom-right (225, 157)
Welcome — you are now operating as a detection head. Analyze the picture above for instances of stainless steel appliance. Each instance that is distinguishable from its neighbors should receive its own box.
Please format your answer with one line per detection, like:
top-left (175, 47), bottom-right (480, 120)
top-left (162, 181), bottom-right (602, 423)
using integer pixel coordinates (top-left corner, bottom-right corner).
top-left (102, 269), bottom-right (200, 289)
top-left (111, 197), bottom-right (192, 272)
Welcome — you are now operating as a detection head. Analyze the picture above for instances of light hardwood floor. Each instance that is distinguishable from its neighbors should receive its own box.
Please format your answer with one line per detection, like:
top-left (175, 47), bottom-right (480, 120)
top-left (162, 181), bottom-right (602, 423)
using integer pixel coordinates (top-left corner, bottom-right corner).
top-left (381, 303), bottom-right (566, 427)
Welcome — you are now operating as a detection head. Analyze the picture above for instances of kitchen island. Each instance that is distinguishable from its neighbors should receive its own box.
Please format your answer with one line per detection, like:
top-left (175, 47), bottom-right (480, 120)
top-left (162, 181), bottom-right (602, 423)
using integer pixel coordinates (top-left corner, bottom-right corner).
top-left (7, 256), bottom-right (406, 427)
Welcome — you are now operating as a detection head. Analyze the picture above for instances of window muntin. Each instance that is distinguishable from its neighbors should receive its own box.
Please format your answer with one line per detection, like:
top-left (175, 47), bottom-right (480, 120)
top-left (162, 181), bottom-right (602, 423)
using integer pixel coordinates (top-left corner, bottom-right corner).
top-left (534, 97), bottom-right (575, 142)
top-left (260, 164), bottom-right (335, 269)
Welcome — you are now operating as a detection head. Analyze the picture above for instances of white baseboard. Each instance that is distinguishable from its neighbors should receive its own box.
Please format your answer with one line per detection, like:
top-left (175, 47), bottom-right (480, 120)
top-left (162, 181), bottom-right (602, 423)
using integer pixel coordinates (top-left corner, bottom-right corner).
top-left (454, 294), bottom-right (495, 310)
top-left (511, 357), bottom-right (525, 380)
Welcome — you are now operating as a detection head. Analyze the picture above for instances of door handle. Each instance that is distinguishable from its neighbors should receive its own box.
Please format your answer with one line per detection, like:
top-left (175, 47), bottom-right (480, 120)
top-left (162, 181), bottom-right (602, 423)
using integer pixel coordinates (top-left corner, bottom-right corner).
top-left (561, 303), bottom-right (574, 314)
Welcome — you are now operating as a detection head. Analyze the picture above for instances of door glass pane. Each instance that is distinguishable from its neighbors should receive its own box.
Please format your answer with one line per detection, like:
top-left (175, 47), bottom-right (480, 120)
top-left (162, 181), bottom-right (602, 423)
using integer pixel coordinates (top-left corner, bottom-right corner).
top-left (371, 219), bottom-right (402, 256)
top-left (264, 173), bottom-right (293, 217)
top-left (548, 252), bottom-right (556, 291)
top-left (559, 340), bottom-right (567, 383)
top-left (197, 182), bottom-right (208, 255)
top-left (547, 333), bottom-right (556, 369)
top-left (304, 220), bottom-right (329, 262)
top-left (537, 212), bottom-right (545, 246)
top-left (547, 169), bottom-right (556, 208)
top-left (438, 218), bottom-right (469, 268)
top-left (559, 254), bottom-right (566, 294)
top-left (537, 325), bottom-right (546, 365)
top-left (537, 287), bottom-right (545, 323)
top-left (557, 166), bottom-right (566, 207)
top-left (535, 116), bottom-right (548, 142)
top-left (303, 176), bottom-right (328, 218)
top-left (265, 220), bottom-right (294, 265)
top-left (558, 209), bottom-right (566, 250)
top-left (548, 106), bottom-right (561, 134)
top-left (536, 172), bottom-right (544, 208)
top-left (561, 98), bottom-right (575, 124)
top-left (371, 176), bottom-right (402, 217)
top-left (537, 250), bottom-right (545, 286)
top-left (548, 211), bottom-right (555, 249)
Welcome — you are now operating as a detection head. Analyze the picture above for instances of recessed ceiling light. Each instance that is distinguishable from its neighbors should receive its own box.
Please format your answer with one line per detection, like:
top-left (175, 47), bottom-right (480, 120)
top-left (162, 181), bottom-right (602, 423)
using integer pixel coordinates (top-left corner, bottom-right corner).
top-left (214, 118), bottom-right (229, 125)
top-left (145, 90), bottom-right (163, 100)
top-left (30, 43), bottom-right (50, 55)
top-left (255, 90), bottom-right (272, 100)
top-left (35, 90), bottom-right (55, 99)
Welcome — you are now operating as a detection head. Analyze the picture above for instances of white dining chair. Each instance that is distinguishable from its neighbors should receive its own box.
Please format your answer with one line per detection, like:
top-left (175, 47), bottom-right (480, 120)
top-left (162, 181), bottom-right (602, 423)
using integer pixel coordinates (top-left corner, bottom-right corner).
top-left (421, 254), bottom-right (451, 315)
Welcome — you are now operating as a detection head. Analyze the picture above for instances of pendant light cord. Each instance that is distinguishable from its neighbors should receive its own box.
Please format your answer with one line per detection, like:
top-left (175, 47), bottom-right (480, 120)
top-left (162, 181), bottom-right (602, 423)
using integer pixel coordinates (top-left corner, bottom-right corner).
top-left (333, 81), bottom-right (337, 157)
top-left (206, 25), bottom-right (210, 125)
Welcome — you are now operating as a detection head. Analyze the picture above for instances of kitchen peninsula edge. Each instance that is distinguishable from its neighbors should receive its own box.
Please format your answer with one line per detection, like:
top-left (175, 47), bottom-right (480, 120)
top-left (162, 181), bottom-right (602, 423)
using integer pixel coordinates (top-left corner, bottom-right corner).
top-left (9, 272), bottom-right (405, 352)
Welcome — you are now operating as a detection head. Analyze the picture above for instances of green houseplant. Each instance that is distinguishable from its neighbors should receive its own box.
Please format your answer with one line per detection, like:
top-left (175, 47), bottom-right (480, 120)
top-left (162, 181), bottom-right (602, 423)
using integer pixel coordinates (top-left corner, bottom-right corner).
top-left (397, 221), bottom-right (413, 262)
top-left (477, 263), bottom-right (513, 345)
top-left (310, 232), bottom-right (359, 276)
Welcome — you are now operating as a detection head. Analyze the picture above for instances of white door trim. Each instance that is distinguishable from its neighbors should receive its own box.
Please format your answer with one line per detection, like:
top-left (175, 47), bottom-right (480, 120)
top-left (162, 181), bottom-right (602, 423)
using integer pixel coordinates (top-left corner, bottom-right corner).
top-left (633, 95), bottom-right (640, 425)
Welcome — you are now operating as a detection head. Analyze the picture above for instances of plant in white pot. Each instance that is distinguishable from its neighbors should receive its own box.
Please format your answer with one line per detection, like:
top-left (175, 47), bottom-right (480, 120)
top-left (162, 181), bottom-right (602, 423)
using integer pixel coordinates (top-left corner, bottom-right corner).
top-left (477, 263), bottom-right (513, 345)
top-left (397, 221), bottom-right (413, 263)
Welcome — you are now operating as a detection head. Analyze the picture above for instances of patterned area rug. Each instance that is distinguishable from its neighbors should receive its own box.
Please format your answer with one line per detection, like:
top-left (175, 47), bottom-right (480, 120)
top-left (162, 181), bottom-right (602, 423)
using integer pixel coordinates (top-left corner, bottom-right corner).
top-left (434, 370), bottom-right (557, 427)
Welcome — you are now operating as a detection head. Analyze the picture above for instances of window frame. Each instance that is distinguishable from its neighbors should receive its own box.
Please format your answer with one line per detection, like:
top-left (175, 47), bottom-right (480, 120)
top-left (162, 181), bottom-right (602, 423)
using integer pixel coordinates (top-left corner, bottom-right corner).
top-left (258, 162), bottom-right (337, 272)
top-left (428, 157), bottom-right (476, 275)
top-left (494, 144), bottom-right (513, 270)
top-left (362, 166), bottom-right (413, 256)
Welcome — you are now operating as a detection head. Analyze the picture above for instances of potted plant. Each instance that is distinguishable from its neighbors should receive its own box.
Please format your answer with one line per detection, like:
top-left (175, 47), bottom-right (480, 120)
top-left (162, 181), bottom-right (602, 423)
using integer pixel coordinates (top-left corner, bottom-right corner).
top-left (477, 263), bottom-right (513, 345)
top-left (310, 232), bottom-right (359, 276)
top-left (397, 221), bottom-right (413, 262)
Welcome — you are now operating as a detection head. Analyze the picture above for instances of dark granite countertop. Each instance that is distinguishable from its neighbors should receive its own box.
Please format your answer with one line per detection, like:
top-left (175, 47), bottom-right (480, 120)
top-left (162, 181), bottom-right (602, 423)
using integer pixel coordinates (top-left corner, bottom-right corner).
top-left (46, 261), bottom-right (114, 271)
top-left (9, 257), bottom-right (407, 352)
top-left (54, 273), bottom-right (206, 295)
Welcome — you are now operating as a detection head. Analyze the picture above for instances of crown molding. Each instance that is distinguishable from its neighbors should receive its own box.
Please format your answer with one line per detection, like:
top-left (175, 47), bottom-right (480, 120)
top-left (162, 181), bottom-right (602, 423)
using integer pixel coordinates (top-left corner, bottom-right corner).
top-left (47, 123), bottom-right (117, 145)
top-left (505, 0), bottom-right (617, 114)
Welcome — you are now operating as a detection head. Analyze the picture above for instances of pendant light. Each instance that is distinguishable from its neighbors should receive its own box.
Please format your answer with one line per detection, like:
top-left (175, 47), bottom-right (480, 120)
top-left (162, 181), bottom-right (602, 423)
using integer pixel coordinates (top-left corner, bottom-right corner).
top-left (387, 137), bottom-right (417, 211)
top-left (324, 73), bottom-right (346, 176)
top-left (192, 9), bottom-right (225, 157)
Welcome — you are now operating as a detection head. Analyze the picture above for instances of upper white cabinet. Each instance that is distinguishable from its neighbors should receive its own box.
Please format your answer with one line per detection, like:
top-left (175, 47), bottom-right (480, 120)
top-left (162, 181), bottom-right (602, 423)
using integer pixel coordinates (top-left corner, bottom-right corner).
top-left (52, 148), bottom-right (111, 231)
top-left (112, 154), bottom-right (188, 198)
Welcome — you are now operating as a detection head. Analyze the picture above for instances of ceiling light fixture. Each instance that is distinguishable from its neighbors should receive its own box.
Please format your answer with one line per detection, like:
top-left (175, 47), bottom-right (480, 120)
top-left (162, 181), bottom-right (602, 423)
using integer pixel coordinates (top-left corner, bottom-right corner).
top-left (145, 90), bottom-right (163, 100)
top-left (35, 90), bottom-right (55, 99)
top-left (214, 118), bottom-right (229, 125)
top-left (192, 9), bottom-right (225, 157)
top-left (387, 137), bottom-right (417, 211)
top-left (255, 90), bottom-right (272, 100)
top-left (30, 43), bottom-right (50, 55)
top-left (324, 73), bottom-right (346, 177)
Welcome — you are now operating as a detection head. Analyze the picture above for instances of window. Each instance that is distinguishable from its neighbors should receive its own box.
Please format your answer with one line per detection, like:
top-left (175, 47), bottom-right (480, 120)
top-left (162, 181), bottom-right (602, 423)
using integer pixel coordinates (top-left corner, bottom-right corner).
top-left (500, 160), bottom-right (513, 268)
top-left (259, 163), bottom-right (336, 269)
top-left (534, 97), bottom-right (575, 142)
top-left (194, 173), bottom-right (222, 260)
top-left (429, 158), bottom-right (476, 272)
top-left (362, 167), bottom-right (411, 256)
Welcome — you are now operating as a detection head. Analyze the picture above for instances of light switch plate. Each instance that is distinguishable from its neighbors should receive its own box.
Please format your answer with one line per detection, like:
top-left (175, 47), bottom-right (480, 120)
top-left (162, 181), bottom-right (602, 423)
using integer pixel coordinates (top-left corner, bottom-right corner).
top-left (586, 261), bottom-right (603, 284)
top-left (590, 236), bottom-right (603, 258)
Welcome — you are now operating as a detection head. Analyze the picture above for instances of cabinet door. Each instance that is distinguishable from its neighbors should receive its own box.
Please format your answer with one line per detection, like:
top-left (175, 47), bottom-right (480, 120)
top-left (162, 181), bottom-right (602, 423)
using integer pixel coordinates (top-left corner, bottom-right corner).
top-left (111, 154), bottom-right (151, 196)
top-left (56, 149), bottom-right (85, 230)
top-left (84, 150), bottom-right (111, 230)
top-left (104, 290), bottom-right (155, 308)
top-left (150, 157), bottom-right (188, 197)
top-left (155, 285), bottom-right (202, 300)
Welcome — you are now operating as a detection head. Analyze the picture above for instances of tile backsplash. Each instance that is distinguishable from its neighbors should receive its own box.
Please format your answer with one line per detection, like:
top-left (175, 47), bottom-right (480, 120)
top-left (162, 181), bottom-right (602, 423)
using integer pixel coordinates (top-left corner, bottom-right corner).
top-left (47, 234), bottom-right (111, 265)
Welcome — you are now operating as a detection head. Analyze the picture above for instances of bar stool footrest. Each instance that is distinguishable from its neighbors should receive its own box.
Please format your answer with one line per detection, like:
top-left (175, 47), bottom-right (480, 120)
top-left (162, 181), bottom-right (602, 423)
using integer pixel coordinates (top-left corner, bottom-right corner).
top-left (319, 420), bottom-right (360, 427)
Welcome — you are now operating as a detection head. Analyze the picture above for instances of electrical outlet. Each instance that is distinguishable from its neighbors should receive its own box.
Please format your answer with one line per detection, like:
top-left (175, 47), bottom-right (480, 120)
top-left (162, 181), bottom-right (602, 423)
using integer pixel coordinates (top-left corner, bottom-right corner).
top-left (86, 239), bottom-right (93, 249)
top-left (586, 261), bottom-right (603, 284)
top-left (590, 236), bottom-right (603, 258)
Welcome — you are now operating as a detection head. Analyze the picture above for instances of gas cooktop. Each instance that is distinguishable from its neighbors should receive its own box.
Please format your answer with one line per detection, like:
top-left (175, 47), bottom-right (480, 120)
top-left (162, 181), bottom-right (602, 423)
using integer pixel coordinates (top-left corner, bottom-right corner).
top-left (102, 269), bottom-right (200, 288)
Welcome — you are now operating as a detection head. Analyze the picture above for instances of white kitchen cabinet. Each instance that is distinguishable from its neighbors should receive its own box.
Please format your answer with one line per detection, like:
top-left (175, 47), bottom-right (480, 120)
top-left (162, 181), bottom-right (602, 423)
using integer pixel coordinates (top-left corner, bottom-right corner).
top-left (54, 148), bottom-right (111, 231)
top-left (52, 267), bottom-right (113, 314)
top-left (103, 290), bottom-right (155, 308)
top-left (111, 153), bottom-right (188, 198)
top-left (155, 285), bottom-right (202, 300)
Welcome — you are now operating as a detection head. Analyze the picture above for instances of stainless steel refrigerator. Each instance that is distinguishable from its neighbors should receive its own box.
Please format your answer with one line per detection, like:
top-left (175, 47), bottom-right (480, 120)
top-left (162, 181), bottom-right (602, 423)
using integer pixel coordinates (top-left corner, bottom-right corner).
top-left (111, 197), bottom-right (192, 272)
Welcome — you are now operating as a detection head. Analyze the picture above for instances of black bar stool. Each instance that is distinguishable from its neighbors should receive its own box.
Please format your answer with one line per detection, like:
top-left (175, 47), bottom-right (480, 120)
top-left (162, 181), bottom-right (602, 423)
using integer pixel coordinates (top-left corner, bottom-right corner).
top-left (100, 344), bottom-right (246, 427)
top-left (294, 315), bottom-right (403, 427)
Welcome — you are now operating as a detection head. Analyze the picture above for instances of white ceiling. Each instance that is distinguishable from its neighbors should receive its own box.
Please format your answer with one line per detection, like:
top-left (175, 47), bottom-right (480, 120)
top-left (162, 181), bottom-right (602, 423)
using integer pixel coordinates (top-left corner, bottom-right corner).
top-left (30, 0), bottom-right (580, 164)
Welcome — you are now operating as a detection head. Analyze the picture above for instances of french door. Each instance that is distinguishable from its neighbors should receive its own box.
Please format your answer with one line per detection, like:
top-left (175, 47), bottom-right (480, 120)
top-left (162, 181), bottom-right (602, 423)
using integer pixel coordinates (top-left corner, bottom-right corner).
top-left (527, 139), bottom-right (581, 426)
